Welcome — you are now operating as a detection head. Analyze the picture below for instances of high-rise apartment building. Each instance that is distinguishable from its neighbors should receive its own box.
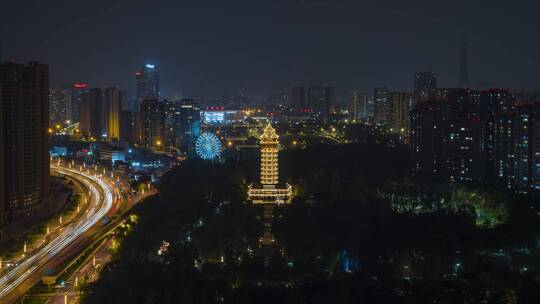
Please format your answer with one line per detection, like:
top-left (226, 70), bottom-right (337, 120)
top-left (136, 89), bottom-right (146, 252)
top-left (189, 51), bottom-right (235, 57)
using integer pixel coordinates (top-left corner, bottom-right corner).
top-left (411, 89), bottom-right (519, 187)
top-left (49, 89), bottom-right (70, 125)
top-left (459, 35), bottom-right (470, 88)
top-left (0, 62), bottom-right (50, 224)
top-left (165, 99), bottom-right (177, 147)
top-left (510, 104), bottom-right (534, 189)
top-left (307, 85), bottom-right (334, 118)
top-left (69, 83), bottom-right (88, 123)
top-left (80, 88), bottom-right (103, 139)
top-left (233, 93), bottom-right (250, 110)
top-left (479, 89), bottom-right (514, 186)
top-left (119, 110), bottom-right (135, 143)
top-left (446, 89), bottom-right (482, 183)
top-left (532, 106), bottom-right (540, 191)
top-left (386, 92), bottom-right (411, 133)
top-left (349, 90), bottom-right (368, 121)
top-left (414, 71), bottom-right (437, 102)
top-left (140, 99), bottom-right (165, 149)
top-left (105, 87), bottom-right (122, 141)
top-left (374, 87), bottom-right (388, 124)
top-left (290, 86), bottom-right (306, 112)
top-left (410, 99), bottom-right (453, 181)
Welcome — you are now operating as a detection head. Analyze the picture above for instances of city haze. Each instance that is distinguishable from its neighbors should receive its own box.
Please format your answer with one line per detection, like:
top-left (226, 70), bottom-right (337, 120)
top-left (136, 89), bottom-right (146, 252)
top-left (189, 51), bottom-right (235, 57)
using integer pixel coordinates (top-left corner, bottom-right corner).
top-left (2, 0), bottom-right (540, 97)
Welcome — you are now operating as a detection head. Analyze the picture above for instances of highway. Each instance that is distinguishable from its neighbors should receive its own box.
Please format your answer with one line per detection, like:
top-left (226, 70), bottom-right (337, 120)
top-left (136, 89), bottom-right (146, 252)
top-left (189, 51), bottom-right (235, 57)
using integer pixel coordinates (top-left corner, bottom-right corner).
top-left (0, 164), bottom-right (116, 303)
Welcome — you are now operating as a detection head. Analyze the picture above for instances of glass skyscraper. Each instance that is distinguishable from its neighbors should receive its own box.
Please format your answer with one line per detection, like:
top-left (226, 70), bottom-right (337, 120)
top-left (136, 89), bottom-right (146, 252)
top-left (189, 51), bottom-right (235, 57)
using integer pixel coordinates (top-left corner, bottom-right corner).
top-left (136, 64), bottom-right (160, 102)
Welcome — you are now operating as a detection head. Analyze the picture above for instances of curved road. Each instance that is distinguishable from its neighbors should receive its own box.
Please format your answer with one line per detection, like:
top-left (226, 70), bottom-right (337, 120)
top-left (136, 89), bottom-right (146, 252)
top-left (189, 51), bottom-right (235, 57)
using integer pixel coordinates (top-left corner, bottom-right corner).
top-left (0, 165), bottom-right (116, 303)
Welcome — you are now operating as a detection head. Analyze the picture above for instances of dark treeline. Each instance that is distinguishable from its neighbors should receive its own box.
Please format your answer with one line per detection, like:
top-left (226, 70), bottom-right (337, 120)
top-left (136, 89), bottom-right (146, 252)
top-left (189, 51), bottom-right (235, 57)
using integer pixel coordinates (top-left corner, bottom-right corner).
top-left (83, 143), bottom-right (540, 303)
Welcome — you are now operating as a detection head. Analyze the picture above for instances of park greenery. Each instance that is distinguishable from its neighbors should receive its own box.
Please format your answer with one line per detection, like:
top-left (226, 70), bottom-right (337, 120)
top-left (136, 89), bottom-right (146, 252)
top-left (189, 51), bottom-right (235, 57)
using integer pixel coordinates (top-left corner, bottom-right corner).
top-left (383, 186), bottom-right (510, 228)
top-left (83, 142), bottom-right (540, 303)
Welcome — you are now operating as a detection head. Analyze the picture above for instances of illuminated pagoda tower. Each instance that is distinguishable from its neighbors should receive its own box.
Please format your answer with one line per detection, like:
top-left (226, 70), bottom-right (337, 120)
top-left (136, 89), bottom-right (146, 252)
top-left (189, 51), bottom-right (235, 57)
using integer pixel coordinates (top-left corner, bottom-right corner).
top-left (248, 123), bottom-right (292, 245)
top-left (260, 123), bottom-right (279, 185)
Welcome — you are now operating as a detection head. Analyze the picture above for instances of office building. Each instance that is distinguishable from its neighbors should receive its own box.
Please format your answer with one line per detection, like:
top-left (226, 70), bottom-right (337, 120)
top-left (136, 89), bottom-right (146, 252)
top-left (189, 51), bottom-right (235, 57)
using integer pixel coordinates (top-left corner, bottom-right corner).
top-left (98, 143), bottom-right (126, 165)
top-left (164, 99), bottom-right (201, 149)
top-left (123, 99), bottom-right (138, 112)
top-left (136, 64), bottom-right (159, 102)
top-left (201, 108), bottom-right (244, 125)
top-left (177, 99), bottom-right (201, 151)
top-left (0, 62), bottom-right (50, 223)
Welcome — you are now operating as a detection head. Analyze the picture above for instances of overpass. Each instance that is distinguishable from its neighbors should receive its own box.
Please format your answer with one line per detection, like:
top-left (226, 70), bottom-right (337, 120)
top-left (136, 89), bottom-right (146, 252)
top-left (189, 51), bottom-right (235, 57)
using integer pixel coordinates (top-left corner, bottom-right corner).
top-left (0, 164), bottom-right (116, 303)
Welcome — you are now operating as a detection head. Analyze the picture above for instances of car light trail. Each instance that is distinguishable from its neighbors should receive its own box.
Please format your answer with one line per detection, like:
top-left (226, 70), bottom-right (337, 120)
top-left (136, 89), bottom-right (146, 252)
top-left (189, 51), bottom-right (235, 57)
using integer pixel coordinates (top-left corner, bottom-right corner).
top-left (0, 165), bottom-right (115, 300)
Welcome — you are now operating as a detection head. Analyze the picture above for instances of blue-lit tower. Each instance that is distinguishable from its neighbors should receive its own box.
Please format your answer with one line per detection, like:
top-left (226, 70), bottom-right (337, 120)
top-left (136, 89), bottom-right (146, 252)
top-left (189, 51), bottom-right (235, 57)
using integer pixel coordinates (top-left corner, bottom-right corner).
top-left (177, 98), bottom-right (201, 153)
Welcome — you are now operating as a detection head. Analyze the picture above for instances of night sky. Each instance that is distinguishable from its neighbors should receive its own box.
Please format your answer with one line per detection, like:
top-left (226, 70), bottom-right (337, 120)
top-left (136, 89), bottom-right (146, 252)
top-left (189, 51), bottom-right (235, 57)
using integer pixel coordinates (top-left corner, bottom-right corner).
top-left (2, 0), bottom-right (540, 99)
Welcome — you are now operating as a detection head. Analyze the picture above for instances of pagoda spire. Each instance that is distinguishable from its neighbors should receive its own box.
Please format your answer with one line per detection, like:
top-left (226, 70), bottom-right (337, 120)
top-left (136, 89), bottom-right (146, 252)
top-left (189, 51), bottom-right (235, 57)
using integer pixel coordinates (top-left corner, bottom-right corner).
top-left (259, 123), bottom-right (279, 185)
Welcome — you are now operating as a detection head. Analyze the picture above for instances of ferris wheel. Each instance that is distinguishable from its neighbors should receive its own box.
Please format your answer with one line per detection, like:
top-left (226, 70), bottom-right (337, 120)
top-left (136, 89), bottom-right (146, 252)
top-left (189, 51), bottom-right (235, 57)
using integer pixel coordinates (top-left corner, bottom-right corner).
top-left (195, 132), bottom-right (222, 160)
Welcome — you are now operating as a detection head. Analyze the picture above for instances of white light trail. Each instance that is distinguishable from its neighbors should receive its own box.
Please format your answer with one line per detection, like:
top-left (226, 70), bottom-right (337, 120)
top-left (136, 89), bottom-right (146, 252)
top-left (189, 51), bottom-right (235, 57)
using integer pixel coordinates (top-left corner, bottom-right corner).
top-left (0, 166), bottom-right (115, 299)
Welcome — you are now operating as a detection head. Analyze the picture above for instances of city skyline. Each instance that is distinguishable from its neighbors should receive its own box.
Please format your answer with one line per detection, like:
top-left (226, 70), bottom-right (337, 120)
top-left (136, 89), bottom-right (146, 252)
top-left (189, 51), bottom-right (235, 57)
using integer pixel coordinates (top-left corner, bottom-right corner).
top-left (3, 1), bottom-right (540, 303)
top-left (2, 0), bottom-right (540, 97)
